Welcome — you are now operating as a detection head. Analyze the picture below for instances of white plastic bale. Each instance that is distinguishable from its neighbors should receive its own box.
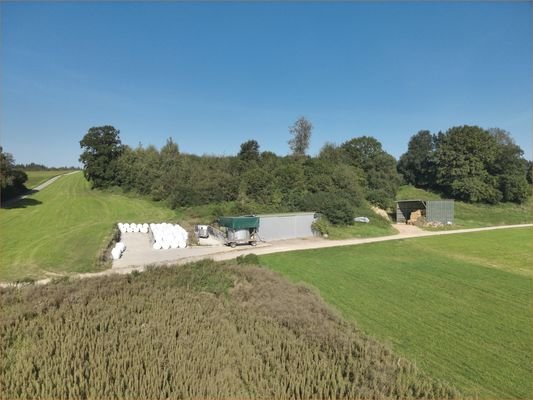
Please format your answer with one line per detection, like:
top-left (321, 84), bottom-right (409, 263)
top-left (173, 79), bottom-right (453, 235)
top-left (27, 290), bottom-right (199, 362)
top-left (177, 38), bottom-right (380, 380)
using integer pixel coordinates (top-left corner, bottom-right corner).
top-left (133, 224), bottom-right (140, 233)
top-left (161, 242), bottom-right (170, 250)
top-left (111, 248), bottom-right (121, 260)
top-left (152, 242), bottom-right (162, 250)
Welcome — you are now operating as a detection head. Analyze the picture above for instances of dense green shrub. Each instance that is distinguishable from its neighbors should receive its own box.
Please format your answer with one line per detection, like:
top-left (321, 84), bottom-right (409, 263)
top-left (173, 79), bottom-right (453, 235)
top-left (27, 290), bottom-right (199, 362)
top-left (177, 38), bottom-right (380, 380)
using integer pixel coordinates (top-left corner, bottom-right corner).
top-left (311, 216), bottom-right (331, 236)
top-left (236, 253), bottom-right (260, 265)
top-left (301, 192), bottom-right (354, 225)
top-left (0, 146), bottom-right (28, 202)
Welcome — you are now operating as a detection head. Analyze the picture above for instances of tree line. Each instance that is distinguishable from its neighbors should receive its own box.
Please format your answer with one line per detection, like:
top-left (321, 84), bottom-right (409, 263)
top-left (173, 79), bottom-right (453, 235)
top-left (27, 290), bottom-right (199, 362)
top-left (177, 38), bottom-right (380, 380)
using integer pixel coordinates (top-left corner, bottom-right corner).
top-left (78, 121), bottom-right (531, 224)
top-left (79, 121), bottom-right (399, 224)
top-left (13, 162), bottom-right (78, 171)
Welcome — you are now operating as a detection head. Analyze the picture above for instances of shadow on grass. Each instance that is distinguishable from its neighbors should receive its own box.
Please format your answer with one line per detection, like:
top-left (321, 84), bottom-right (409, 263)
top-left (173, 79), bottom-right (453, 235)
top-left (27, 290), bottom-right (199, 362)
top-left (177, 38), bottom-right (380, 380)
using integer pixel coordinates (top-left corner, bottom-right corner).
top-left (2, 197), bottom-right (43, 209)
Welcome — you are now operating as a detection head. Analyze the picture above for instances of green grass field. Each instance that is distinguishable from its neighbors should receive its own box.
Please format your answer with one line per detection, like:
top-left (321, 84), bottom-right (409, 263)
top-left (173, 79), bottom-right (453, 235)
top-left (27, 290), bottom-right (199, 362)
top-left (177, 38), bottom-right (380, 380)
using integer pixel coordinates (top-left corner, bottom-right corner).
top-left (397, 185), bottom-right (532, 228)
top-left (23, 170), bottom-right (73, 189)
top-left (0, 172), bottom-right (177, 281)
top-left (260, 228), bottom-right (532, 399)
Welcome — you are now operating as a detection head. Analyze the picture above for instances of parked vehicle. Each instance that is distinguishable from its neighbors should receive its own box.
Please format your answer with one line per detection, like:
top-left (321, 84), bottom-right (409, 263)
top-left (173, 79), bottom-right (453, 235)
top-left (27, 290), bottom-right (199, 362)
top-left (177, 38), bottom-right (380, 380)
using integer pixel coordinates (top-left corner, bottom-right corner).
top-left (197, 224), bottom-right (209, 238)
top-left (217, 216), bottom-right (259, 247)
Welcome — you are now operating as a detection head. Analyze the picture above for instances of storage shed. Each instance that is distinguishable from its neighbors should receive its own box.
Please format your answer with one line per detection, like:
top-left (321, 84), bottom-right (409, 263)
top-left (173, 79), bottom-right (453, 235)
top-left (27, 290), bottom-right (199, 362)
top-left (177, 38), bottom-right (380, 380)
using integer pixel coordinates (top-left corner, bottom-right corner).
top-left (395, 199), bottom-right (454, 224)
top-left (257, 212), bottom-right (317, 241)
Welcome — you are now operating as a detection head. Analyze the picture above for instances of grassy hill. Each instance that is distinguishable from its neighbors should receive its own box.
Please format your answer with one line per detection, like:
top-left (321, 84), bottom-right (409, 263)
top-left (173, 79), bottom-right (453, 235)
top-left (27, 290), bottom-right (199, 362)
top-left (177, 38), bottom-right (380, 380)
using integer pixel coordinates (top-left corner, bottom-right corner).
top-left (24, 170), bottom-right (73, 189)
top-left (397, 185), bottom-right (532, 228)
top-left (260, 228), bottom-right (532, 399)
top-left (0, 172), bottom-right (177, 281)
top-left (0, 261), bottom-right (460, 399)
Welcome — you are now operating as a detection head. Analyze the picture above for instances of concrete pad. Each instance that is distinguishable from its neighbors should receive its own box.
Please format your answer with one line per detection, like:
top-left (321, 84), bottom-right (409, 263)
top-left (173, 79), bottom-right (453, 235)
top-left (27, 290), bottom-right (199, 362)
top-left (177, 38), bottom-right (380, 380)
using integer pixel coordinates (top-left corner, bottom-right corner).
top-left (112, 232), bottom-right (269, 269)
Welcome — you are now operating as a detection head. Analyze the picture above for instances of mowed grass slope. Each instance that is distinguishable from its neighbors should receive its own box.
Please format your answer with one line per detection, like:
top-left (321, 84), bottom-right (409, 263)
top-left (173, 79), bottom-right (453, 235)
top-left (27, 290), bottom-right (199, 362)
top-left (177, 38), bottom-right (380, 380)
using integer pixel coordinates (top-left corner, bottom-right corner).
top-left (24, 170), bottom-right (73, 189)
top-left (260, 228), bottom-right (532, 399)
top-left (0, 172), bottom-right (176, 281)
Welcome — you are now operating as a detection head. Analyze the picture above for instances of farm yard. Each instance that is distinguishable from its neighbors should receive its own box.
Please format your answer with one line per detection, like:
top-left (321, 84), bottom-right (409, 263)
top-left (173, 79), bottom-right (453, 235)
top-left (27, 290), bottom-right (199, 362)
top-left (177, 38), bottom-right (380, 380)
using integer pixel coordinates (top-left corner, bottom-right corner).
top-left (260, 228), bottom-right (532, 399)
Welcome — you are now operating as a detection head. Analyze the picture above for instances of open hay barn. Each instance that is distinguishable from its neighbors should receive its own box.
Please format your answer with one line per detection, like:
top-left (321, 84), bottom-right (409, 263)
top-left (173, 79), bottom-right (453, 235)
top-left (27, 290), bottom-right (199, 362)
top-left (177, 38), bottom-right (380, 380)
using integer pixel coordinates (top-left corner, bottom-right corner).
top-left (395, 199), bottom-right (454, 224)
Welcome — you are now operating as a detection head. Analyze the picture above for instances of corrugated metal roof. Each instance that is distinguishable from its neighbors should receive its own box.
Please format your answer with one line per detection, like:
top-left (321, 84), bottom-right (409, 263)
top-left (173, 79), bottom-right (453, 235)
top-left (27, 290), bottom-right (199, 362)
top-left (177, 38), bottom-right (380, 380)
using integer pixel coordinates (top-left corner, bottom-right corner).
top-left (257, 212), bottom-right (316, 218)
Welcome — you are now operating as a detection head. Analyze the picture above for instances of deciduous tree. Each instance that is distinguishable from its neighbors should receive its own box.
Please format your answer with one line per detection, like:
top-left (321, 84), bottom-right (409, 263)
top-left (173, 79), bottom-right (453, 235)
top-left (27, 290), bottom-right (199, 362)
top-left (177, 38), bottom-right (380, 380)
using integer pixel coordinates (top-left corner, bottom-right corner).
top-left (340, 136), bottom-right (400, 209)
top-left (397, 130), bottom-right (436, 187)
top-left (79, 126), bottom-right (124, 188)
top-left (238, 140), bottom-right (260, 163)
top-left (288, 117), bottom-right (312, 157)
top-left (434, 125), bottom-right (501, 203)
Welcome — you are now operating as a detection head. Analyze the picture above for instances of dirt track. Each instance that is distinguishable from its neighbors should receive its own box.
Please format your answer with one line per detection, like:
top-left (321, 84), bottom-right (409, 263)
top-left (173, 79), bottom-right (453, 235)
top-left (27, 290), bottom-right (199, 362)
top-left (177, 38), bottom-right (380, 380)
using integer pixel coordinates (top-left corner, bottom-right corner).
top-left (1, 171), bottom-right (81, 208)
top-left (3, 223), bottom-right (530, 287)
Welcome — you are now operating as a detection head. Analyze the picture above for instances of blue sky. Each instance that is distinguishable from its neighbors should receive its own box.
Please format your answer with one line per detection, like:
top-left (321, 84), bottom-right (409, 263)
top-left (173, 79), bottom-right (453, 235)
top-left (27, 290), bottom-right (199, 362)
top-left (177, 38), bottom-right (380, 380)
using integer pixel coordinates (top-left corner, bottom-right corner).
top-left (1, 2), bottom-right (531, 167)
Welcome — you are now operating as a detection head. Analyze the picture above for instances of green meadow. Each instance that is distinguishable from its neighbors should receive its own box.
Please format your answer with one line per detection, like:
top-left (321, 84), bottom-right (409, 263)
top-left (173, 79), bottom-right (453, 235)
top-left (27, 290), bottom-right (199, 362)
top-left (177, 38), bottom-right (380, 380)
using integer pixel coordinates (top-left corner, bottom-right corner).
top-left (0, 172), bottom-right (177, 281)
top-left (23, 170), bottom-right (73, 189)
top-left (260, 228), bottom-right (532, 399)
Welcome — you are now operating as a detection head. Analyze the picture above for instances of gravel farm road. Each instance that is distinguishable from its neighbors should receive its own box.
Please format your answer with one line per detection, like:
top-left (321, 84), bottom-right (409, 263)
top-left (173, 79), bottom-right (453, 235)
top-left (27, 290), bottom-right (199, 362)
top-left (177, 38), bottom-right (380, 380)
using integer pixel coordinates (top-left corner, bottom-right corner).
top-left (2, 222), bottom-right (530, 287)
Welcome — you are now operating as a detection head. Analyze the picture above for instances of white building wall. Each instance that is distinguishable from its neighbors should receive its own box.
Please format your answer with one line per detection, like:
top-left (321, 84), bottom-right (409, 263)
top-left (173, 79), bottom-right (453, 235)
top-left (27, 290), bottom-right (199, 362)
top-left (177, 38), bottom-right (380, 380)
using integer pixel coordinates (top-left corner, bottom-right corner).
top-left (257, 213), bottom-right (316, 241)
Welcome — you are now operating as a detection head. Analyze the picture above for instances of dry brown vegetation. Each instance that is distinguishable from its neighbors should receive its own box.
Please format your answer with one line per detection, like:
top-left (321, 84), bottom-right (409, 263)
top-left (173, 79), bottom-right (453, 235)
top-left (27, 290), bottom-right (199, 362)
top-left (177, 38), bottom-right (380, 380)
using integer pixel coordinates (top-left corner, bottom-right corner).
top-left (0, 260), bottom-right (461, 399)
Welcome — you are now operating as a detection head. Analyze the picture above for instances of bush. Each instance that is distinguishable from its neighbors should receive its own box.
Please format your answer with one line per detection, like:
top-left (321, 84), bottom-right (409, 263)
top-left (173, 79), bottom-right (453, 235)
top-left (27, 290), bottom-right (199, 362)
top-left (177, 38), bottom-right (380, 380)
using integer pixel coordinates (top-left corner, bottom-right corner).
top-left (300, 192), bottom-right (354, 225)
top-left (94, 224), bottom-right (121, 269)
top-left (311, 216), bottom-right (331, 236)
top-left (366, 189), bottom-right (395, 210)
top-left (236, 253), bottom-right (260, 265)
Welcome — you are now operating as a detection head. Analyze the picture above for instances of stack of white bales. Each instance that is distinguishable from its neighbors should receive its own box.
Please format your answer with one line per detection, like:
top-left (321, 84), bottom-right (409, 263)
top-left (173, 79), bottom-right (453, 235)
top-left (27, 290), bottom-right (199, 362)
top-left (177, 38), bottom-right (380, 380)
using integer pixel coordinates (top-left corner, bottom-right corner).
top-left (118, 223), bottom-right (149, 233)
top-left (150, 223), bottom-right (188, 250)
top-left (111, 242), bottom-right (126, 260)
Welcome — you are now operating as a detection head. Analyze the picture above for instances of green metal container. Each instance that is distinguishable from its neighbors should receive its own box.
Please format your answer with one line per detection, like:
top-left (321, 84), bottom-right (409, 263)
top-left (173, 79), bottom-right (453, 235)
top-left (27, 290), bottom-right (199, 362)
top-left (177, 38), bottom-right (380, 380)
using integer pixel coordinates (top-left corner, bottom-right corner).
top-left (217, 216), bottom-right (260, 230)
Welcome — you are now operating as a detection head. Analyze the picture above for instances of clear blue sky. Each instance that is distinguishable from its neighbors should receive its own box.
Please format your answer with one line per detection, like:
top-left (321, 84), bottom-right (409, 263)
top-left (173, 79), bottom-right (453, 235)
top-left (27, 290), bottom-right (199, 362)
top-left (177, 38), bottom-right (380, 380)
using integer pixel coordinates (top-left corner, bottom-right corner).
top-left (1, 2), bottom-right (531, 167)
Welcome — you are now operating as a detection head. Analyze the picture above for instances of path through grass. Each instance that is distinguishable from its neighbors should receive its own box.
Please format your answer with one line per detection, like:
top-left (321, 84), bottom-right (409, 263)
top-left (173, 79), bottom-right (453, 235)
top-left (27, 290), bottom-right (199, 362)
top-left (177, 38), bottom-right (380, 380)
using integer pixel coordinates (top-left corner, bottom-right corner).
top-left (260, 228), bottom-right (532, 399)
top-left (0, 172), bottom-right (177, 281)
top-left (23, 170), bottom-right (72, 189)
